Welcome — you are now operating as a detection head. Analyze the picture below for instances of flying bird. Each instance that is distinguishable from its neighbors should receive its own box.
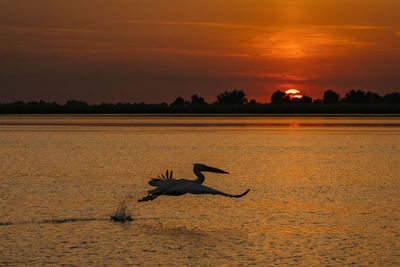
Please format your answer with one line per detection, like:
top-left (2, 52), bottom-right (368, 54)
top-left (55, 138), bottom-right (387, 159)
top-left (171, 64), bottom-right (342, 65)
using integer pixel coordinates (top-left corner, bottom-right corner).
top-left (138, 163), bottom-right (250, 202)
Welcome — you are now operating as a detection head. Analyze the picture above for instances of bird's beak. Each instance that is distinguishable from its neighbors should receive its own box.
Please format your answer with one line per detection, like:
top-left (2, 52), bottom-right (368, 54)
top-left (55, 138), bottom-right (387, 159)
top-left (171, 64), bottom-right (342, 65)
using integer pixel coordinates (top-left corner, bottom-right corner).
top-left (204, 166), bottom-right (229, 174)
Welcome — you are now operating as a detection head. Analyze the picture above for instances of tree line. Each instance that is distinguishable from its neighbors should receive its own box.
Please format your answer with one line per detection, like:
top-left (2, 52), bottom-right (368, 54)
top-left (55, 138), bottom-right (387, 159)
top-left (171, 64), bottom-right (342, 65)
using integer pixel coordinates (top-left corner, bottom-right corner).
top-left (0, 89), bottom-right (399, 114)
top-left (270, 89), bottom-right (400, 104)
top-left (173, 89), bottom-right (400, 105)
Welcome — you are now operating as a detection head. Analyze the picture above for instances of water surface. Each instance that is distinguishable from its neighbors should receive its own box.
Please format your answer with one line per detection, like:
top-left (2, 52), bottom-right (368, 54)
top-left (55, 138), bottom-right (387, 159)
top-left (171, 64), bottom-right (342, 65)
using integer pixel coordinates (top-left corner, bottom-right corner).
top-left (0, 115), bottom-right (399, 265)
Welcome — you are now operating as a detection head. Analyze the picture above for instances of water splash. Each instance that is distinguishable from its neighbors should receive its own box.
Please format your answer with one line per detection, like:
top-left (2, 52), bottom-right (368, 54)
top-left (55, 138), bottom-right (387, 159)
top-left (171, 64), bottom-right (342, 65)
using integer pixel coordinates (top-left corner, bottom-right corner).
top-left (110, 195), bottom-right (134, 222)
top-left (0, 195), bottom-right (163, 227)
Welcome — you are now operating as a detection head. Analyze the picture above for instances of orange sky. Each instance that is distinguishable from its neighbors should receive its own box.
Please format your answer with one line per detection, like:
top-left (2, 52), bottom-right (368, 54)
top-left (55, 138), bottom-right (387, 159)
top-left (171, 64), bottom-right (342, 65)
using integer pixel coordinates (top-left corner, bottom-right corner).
top-left (1, 0), bottom-right (400, 103)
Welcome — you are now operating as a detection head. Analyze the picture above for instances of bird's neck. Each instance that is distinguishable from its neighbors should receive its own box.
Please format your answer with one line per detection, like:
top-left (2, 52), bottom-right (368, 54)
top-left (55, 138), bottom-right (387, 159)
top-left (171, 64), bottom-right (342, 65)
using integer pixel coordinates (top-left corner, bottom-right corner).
top-left (193, 167), bottom-right (205, 184)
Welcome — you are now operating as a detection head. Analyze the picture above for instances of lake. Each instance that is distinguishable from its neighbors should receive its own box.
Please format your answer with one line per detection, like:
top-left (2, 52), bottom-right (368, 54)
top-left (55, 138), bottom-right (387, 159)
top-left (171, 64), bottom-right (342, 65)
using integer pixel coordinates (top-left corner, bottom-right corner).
top-left (0, 115), bottom-right (399, 266)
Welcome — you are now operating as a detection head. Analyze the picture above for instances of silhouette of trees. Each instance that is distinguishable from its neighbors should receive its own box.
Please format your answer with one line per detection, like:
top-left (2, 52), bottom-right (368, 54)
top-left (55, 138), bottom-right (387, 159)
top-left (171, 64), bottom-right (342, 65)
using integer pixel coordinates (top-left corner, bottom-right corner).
top-left (290, 95), bottom-right (312, 104)
top-left (65, 100), bottom-right (90, 113)
top-left (342, 90), bottom-right (369, 103)
top-left (270, 90), bottom-right (290, 104)
top-left (342, 90), bottom-right (386, 104)
top-left (191, 94), bottom-right (206, 105)
top-left (171, 96), bottom-right (185, 106)
top-left (216, 90), bottom-right (247, 105)
top-left (271, 90), bottom-right (313, 104)
top-left (323, 90), bottom-right (340, 104)
top-left (383, 92), bottom-right (400, 104)
top-left (0, 88), bottom-right (399, 114)
top-left (300, 95), bottom-right (312, 103)
top-left (366, 91), bottom-right (381, 103)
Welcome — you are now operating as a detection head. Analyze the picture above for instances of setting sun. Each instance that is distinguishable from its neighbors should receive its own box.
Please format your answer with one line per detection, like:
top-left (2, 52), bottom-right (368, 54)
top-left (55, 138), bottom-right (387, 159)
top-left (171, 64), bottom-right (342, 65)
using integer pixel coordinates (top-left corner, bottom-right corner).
top-left (285, 89), bottom-right (303, 99)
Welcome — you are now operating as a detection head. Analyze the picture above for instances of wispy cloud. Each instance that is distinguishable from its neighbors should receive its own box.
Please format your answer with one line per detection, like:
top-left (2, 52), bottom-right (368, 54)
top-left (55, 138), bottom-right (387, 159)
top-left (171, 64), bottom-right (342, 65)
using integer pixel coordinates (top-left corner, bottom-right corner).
top-left (124, 20), bottom-right (394, 32)
top-left (220, 53), bottom-right (252, 58)
top-left (124, 20), bottom-right (263, 30)
top-left (341, 25), bottom-right (393, 30)
top-left (240, 71), bottom-right (318, 81)
top-left (0, 25), bottom-right (103, 33)
top-left (395, 31), bottom-right (400, 36)
top-left (132, 47), bottom-right (252, 58)
top-left (253, 28), bottom-right (376, 58)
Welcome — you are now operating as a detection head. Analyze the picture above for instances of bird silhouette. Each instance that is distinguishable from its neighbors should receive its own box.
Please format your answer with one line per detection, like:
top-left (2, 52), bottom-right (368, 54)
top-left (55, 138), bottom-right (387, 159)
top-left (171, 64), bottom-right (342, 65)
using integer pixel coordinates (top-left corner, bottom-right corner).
top-left (138, 163), bottom-right (250, 202)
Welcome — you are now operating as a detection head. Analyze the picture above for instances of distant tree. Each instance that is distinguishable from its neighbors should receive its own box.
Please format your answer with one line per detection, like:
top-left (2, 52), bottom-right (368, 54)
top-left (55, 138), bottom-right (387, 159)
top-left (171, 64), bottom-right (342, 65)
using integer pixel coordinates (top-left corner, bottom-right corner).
top-left (366, 91), bottom-right (381, 103)
top-left (216, 90), bottom-right (247, 105)
top-left (343, 90), bottom-right (368, 103)
top-left (65, 100), bottom-right (90, 113)
top-left (191, 94), bottom-right (206, 105)
top-left (270, 90), bottom-right (289, 104)
top-left (65, 100), bottom-right (89, 107)
top-left (383, 92), bottom-right (400, 104)
top-left (171, 97), bottom-right (185, 106)
top-left (323, 90), bottom-right (340, 104)
top-left (248, 99), bottom-right (257, 105)
top-left (313, 99), bottom-right (323, 104)
top-left (300, 95), bottom-right (312, 103)
top-left (291, 95), bottom-right (312, 104)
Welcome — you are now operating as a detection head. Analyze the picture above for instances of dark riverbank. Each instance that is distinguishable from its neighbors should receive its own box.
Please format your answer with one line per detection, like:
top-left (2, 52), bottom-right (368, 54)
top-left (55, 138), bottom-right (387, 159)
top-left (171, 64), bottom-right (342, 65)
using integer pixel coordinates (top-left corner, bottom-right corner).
top-left (1, 102), bottom-right (400, 114)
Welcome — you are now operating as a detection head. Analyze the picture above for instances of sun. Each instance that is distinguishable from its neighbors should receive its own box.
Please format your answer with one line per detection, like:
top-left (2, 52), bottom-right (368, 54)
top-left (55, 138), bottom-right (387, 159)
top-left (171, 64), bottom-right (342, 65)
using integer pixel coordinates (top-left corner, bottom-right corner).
top-left (285, 89), bottom-right (300, 94)
top-left (285, 89), bottom-right (303, 99)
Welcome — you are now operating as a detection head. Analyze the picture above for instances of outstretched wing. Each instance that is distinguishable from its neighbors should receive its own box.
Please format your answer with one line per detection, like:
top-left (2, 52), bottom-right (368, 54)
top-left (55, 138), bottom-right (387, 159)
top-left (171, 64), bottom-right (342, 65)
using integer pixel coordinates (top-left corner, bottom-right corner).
top-left (148, 169), bottom-right (174, 186)
top-left (188, 183), bottom-right (250, 198)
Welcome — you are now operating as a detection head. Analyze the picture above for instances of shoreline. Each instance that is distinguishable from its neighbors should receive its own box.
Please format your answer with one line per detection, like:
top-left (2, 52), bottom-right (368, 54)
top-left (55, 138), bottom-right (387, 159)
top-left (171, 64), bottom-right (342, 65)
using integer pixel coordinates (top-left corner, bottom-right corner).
top-left (1, 113), bottom-right (400, 117)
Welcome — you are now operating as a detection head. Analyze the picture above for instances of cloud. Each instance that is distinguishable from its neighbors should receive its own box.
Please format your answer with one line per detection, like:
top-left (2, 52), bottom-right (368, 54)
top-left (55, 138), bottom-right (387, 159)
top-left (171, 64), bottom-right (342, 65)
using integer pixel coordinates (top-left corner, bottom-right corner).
top-left (131, 47), bottom-right (252, 58)
top-left (253, 28), bottom-right (375, 58)
top-left (240, 71), bottom-right (318, 81)
top-left (124, 20), bottom-right (395, 32)
top-left (0, 25), bottom-right (103, 33)
top-left (124, 20), bottom-right (263, 30)
top-left (341, 25), bottom-right (393, 30)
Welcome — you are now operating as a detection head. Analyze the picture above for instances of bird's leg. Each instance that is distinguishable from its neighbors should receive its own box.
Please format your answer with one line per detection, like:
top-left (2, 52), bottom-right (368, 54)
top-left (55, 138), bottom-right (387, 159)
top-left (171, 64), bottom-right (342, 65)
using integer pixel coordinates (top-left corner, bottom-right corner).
top-left (138, 193), bottom-right (159, 202)
top-left (138, 194), bottom-right (151, 202)
top-left (138, 195), bottom-right (150, 202)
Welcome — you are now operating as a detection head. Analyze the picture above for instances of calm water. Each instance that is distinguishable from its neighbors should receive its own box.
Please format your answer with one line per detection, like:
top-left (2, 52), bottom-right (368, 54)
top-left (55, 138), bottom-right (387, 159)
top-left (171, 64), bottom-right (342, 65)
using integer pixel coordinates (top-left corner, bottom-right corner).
top-left (0, 115), bottom-right (399, 266)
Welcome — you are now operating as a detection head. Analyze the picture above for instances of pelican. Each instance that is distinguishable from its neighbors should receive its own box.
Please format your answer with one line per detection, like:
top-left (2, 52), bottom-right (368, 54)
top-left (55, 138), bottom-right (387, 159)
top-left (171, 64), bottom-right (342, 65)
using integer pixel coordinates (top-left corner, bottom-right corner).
top-left (138, 163), bottom-right (250, 202)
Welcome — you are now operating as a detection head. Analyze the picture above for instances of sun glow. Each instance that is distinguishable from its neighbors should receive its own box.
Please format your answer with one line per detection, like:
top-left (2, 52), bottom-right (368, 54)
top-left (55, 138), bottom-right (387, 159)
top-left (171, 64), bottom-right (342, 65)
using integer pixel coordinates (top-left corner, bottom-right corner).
top-left (285, 89), bottom-right (300, 94)
top-left (285, 89), bottom-right (303, 99)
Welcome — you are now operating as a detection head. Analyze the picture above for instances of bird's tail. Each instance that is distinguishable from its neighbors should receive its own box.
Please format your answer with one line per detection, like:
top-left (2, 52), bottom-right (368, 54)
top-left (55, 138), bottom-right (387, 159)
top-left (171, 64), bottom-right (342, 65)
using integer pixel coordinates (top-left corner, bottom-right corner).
top-left (148, 169), bottom-right (173, 186)
top-left (218, 189), bottom-right (250, 198)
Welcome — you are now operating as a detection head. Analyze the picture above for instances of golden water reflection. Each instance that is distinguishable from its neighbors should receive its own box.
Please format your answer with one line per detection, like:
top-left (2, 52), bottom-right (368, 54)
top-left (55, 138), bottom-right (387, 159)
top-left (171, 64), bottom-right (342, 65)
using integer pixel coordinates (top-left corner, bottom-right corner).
top-left (0, 115), bottom-right (399, 265)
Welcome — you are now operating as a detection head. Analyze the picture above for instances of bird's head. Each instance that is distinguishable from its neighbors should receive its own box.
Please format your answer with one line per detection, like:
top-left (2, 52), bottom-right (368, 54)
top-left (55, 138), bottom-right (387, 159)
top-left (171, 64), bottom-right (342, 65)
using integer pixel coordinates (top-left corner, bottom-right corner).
top-left (193, 163), bottom-right (229, 174)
